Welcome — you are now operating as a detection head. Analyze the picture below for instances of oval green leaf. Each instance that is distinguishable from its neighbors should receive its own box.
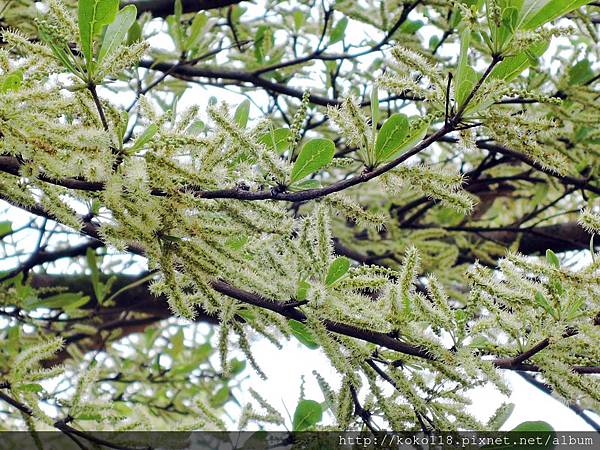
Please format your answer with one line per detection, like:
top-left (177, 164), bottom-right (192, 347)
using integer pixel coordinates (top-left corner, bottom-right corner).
top-left (98, 4), bottom-right (137, 64)
top-left (288, 319), bottom-right (319, 349)
top-left (258, 128), bottom-right (291, 153)
top-left (375, 113), bottom-right (409, 162)
top-left (234, 99), bottom-right (250, 128)
top-left (292, 399), bottom-right (323, 431)
top-left (325, 256), bottom-right (350, 286)
top-left (290, 138), bottom-right (334, 183)
top-left (78, 0), bottom-right (119, 67)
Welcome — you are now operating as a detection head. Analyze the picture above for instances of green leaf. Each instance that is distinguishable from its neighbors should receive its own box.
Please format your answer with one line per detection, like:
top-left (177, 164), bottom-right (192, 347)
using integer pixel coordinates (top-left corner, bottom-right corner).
top-left (185, 119), bottom-right (205, 135)
top-left (0, 221), bottom-right (12, 239)
top-left (33, 293), bottom-right (91, 310)
top-left (519, 0), bottom-right (592, 30)
top-left (454, 28), bottom-right (473, 106)
top-left (225, 234), bottom-right (248, 250)
top-left (0, 70), bottom-right (23, 93)
top-left (126, 20), bottom-right (141, 44)
top-left (185, 12), bottom-right (208, 50)
top-left (490, 42), bottom-right (548, 81)
top-left (78, 0), bottom-right (119, 69)
top-left (254, 25), bottom-right (272, 63)
top-left (86, 248), bottom-right (105, 303)
top-left (374, 113), bottom-right (409, 162)
top-left (234, 99), bottom-right (250, 128)
top-left (510, 421), bottom-right (555, 449)
top-left (380, 116), bottom-right (430, 163)
top-left (16, 383), bottom-right (43, 393)
top-left (325, 256), bottom-right (350, 286)
top-left (568, 59), bottom-right (595, 85)
top-left (229, 358), bottom-right (246, 375)
top-left (288, 319), bottom-right (319, 349)
top-left (290, 179), bottom-right (321, 190)
top-left (290, 138), bottom-right (335, 183)
top-left (534, 292), bottom-right (556, 318)
top-left (128, 124), bottom-right (158, 153)
top-left (98, 5), bottom-right (137, 64)
top-left (293, 10), bottom-right (305, 31)
top-left (329, 16), bottom-right (348, 44)
top-left (545, 249), bottom-right (560, 268)
top-left (258, 128), bottom-right (291, 153)
top-left (292, 399), bottom-right (323, 431)
top-left (296, 280), bottom-right (310, 301)
top-left (210, 385), bottom-right (230, 407)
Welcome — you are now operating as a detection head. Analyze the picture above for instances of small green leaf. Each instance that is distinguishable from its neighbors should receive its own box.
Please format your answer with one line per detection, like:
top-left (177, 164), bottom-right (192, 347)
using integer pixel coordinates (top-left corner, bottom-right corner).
top-left (534, 292), bottom-right (556, 318)
top-left (510, 421), bottom-right (555, 449)
top-left (292, 399), bottom-right (323, 431)
top-left (0, 70), bottom-right (23, 93)
top-left (296, 280), bottom-right (310, 301)
top-left (288, 319), bottom-right (319, 349)
top-left (545, 249), bottom-right (560, 268)
top-left (0, 221), bottom-right (12, 238)
top-left (16, 383), bottom-right (44, 393)
top-left (329, 16), bottom-right (348, 44)
top-left (374, 113), bottom-right (409, 162)
top-left (290, 138), bottom-right (335, 183)
top-left (78, 0), bottom-right (119, 70)
top-left (568, 59), bottom-right (595, 86)
top-left (258, 128), bottom-right (291, 153)
top-left (210, 385), bottom-right (230, 407)
top-left (234, 99), bottom-right (250, 128)
top-left (293, 10), bottom-right (305, 31)
top-left (290, 179), bottom-right (321, 190)
top-left (454, 28), bottom-right (472, 106)
top-left (254, 25), bottom-right (272, 63)
top-left (185, 119), bottom-right (205, 135)
top-left (33, 293), bottom-right (90, 310)
top-left (325, 256), bottom-right (350, 286)
top-left (185, 12), bottom-right (208, 50)
top-left (126, 20), bottom-right (141, 44)
top-left (519, 0), bottom-right (592, 30)
top-left (490, 42), bottom-right (548, 82)
top-left (225, 235), bottom-right (248, 250)
top-left (128, 124), bottom-right (158, 153)
top-left (98, 4), bottom-right (137, 64)
top-left (229, 358), bottom-right (246, 375)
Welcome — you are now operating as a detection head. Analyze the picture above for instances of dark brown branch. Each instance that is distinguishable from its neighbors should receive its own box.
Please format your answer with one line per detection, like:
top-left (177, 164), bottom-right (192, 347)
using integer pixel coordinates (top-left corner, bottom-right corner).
top-left (121, 0), bottom-right (245, 18)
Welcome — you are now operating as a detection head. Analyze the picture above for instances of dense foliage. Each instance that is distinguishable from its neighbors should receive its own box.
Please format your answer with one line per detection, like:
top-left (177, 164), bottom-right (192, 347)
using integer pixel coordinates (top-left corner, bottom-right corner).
top-left (0, 0), bottom-right (599, 440)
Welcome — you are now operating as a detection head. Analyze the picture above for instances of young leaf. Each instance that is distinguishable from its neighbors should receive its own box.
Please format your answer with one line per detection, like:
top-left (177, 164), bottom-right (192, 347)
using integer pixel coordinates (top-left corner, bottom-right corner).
top-left (0, 221), bottom-right (12, 238)
top-left (293, 10), bottom-right (305, 31)
top-left (545, 249), bottom-right (560, 268)
top-left (325, 256), bottom-right (350, 286)
top-left (295, 280), bottom-right (310, 301)
top-left (519, 0), bottom-right (592, 30)
top-left (185, 12), bottom-right (208, 50)
top-left (0, 70), bottom-right (23, 93)
top-left (374, 113), bottom-right (409, 162)
top-left (210, 385), bottom-right (230, 407)
top-left (534, 292), bottom-right (556, 318)
top-left (288, 319), bottom-right (319, 349)
top-left (378, 117), bottom-right (430, 163)
top-left (292, 399), bottom-right (323, 431)
top-left (78, 0), bottom-right (119, 69)
top-left (234, 99), bottom-right (251, 128)
top-left (329, 16), bottom-right (348, 45)
top-left (490, 41), bottom-right (548, 82)
top-left (128, 124), bottom-right (158, 153)
top-left (258, 128), bottom-right (291, 153)
top-left (568, 59), bottom-right (595, 85)
top-left (454, 28), bottom-right (472, 106)
top-left (33, 293), bottom-right (90, 310)
top-left (290, 138), bottom-right (335, 183)
top-left (98, 4), bottom-right (137, 64)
